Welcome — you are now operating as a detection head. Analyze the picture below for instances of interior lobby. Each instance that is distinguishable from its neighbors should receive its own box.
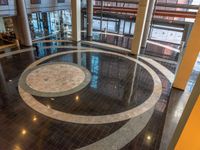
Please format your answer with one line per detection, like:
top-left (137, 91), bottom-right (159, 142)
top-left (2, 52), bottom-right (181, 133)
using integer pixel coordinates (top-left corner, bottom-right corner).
top-left (0, 0), bottom-right (200, 150)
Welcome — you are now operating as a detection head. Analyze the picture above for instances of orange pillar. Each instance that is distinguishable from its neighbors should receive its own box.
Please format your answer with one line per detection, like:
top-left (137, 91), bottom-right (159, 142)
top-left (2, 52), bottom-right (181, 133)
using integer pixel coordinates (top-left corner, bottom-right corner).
top-left (131, 0), bottom-right (150, 55)
top-left (173, 9), bottom-right (200, 90)
top-left (175, 95), bottom-right (200, 150)
top-left (169, 74), bottom-right (200, 150)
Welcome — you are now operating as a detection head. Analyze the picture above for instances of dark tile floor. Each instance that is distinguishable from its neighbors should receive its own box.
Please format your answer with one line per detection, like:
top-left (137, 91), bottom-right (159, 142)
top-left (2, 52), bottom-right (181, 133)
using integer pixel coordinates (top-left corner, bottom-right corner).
top-left (2, 31), bottom-right (198, 150)
top-left (0, 29), bottom-right (199, 149)
top-left (0, 42), bottom-right (173, 150)
top-left (0, 50), bottom-right (129, 149)
top-left (34, 52), bottom-right (154, 116)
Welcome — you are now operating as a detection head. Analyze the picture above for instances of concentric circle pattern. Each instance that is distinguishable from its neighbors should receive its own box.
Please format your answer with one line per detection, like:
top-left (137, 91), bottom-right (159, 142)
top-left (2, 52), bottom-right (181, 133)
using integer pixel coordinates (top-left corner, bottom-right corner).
top-left (0, 41), bottom-right (175, 150)
top-left (19, 62), bottom-right (91, 97)
top-left (18, 50), bottom-right (162, 124)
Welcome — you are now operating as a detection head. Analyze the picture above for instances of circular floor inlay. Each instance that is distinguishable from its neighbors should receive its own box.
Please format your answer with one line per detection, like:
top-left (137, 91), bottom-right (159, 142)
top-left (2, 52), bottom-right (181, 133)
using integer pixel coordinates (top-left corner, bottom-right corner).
top-left (20, 62), bottom-right (91, 97)
top-left (18, 50), bottom-right (162, 124)
top-left (26, 63), bottom-right (85, 93)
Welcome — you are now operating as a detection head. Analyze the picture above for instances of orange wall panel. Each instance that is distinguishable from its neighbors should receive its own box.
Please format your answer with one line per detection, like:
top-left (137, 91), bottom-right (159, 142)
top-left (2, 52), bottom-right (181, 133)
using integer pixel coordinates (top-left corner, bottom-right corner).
top-left (175, 95), bottom-right (200, 150)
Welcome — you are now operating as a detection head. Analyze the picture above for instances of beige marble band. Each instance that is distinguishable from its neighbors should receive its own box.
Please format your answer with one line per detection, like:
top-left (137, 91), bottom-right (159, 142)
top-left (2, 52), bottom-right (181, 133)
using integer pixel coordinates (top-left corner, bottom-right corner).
top-left (139, 56), bottom-right (175, 83)
top-left (18, 49), bottom-right (162, 124)
top-left (79, 107), bottom-right (155, 150)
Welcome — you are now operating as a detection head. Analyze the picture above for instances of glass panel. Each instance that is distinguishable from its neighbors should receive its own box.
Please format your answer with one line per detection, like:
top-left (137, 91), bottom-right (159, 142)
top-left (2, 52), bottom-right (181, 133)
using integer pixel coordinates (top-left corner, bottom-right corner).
top-left (93, 19), bottom-right (101, 30)
top-left (57, 0), bottom-right (65, 3)
top-left (31, 0), bottom-right (41, 4)
top-left (0, 0), bottom-right (8, 5)
top-left (130, 22), bottom-right (135, 35)
top-left (119, 20), bottom-right (124, 34)
top-left (107, 21), bottom-right (116, 32)
top-left (102, 20), bottom-right (107, 31)
top-left (29, 10), bottom-right (72, 39)
top-left (150, 27), bottom-right (183, 44)
top-left (124, 21), bottom-right (130, 34)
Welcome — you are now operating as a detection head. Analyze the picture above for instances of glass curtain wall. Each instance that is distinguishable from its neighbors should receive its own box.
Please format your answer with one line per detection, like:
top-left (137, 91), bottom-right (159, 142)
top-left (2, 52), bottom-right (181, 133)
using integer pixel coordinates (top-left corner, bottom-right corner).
top-left (82, 0), bottom-right (200, 45)
top-left (28, 9), bottom-right (72, 39)
top-left (82, 0), bottom-right (137, 36)
top-left (150, 0), bottom-right (200, 44)
top-left (156, 0), bottom-right (200, 22)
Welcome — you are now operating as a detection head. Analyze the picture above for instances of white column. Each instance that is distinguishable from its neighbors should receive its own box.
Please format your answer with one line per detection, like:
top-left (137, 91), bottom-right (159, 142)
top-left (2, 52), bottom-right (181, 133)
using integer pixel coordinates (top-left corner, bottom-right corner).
top-left (71, 0), bottom-right (81, 42)
top-left (131, 0), bottom-right (150, 55)
top-left (14, 0), bottom-right (32, 46)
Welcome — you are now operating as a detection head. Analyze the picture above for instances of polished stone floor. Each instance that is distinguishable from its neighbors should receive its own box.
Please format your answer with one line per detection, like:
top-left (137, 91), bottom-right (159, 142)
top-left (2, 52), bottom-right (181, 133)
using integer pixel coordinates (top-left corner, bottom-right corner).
top-left (0, 42), bottom-right (172, 150)
top-left (33, 52), bottom-right (154, 116)
top-left (0, 31), bottom-right (199, 149)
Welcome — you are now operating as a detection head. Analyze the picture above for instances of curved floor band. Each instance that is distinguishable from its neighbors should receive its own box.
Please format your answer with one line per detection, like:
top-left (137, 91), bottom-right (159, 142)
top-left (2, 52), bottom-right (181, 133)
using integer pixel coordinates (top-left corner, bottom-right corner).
top-left (79, 107), bottom-right (155, 150)
top-left (18, 49), bottom-right (162, 124)
top-left (0, 45), bottom-right (173, 149)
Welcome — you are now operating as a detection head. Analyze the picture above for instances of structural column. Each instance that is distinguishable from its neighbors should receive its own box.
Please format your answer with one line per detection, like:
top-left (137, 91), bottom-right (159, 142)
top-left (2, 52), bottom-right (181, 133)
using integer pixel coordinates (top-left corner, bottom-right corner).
top-left (87, 0), bottom-right (93, 40)
top-left (13, 0), bottom-right (32, 46)
top-left (131, 0), bottom-right (150, 55)
top-left (141, 0), bottom-right (157, 48)
top-left (173, 9), bottom-right (200, 90)
top-left (71, 0), bottom-right (81, 42)
top-left (169, 74), bottom-right (200, 150)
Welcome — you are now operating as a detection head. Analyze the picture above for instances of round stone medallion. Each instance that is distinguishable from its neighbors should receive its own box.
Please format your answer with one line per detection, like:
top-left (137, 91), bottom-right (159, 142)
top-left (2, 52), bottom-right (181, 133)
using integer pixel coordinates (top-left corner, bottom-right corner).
top-left (19, 62), bottom-right (91, 97)
top-left (18, 50), bottom-right (162, 124)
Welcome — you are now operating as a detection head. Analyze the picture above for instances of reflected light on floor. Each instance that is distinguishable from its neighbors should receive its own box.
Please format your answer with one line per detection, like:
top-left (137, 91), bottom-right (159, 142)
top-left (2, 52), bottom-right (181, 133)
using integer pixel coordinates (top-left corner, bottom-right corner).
top-left (147, 135), bottom-right (152, 141)
top-left (32, 115), bottom-right (37, 122)
top-left (21, 129), bottom-right (27, 135)
top-left (75, 96), bottom-right (79, 102)
top-left (50, 98), bottom-right (55, 101)
top-left (13, 145), bottom-right (22, 150)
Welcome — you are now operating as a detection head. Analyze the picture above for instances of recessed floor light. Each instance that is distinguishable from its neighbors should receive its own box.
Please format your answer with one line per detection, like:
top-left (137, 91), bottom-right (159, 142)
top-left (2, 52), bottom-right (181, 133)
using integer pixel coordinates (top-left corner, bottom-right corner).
top-left (50, 98), bottom-right (55, 101)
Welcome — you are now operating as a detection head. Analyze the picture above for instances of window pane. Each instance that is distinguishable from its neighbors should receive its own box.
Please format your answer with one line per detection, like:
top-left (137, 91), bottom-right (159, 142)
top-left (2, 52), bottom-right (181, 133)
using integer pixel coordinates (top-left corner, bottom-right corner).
top-left (93, 19), bottom-right (101, 30)
top-left (124, 21), bottom-right (130, 34)
top-left (0, 0), bottom-right (8, 5)
top-left (58, 0), bottom-right (65, 3)
top-left (31, 0), bottom-right (41, 4)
